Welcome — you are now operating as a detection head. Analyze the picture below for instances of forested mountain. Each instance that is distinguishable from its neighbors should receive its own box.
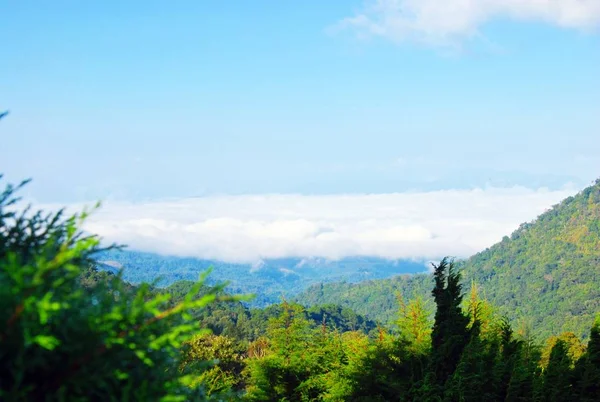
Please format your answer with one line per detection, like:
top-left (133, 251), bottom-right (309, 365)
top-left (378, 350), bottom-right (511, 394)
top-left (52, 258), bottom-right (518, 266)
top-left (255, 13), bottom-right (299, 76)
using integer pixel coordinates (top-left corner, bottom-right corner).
top-left (459, 179), bottom-right (600, 338)
top-left (96, 250), bottom-right (427, 306)
top-left (297, 179), bottom-right (600, 339)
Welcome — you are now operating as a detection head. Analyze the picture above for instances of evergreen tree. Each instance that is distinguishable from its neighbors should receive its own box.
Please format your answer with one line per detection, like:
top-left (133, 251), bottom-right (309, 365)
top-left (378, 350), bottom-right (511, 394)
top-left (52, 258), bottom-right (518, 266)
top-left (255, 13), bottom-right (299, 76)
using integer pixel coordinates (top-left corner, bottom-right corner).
top-left (505, 333), bottom-right (543, 402)
top-left (244, 303), bottom-right (320, 401)
top-left (422, 257), bottom-right (470, 398)
top-left (578, 315), bottom-right (600, 401)
top-left (444, 295), bottom-right (499, 402)
top-left (539, 332), bottom-right (586, 369)
top-left (542, 340), bottom-right (573, 402)
top-left (494, 317), bottom-right (523, 401)
top-left (396, 294), bottom-right (431, 356)
top-left (339, 331), bottom-right (412, 401)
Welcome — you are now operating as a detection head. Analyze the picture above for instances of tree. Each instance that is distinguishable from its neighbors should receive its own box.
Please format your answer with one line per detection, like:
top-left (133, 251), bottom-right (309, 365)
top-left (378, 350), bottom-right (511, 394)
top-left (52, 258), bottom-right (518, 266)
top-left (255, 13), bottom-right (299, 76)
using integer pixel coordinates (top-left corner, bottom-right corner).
top-left (540, 332), bottom-right (586, 369)
top-left (396, 295), bottom-right (431, 356)
top-left (542, 340), bottom-right (573, 402)
top-left (505, 329), bottom-right (542, 401)
top-left (423, 257), bottom-right (470, 398)
top-left (444, 285), bottom-right (499, 402)
top-left (494, 317), bottom-right (523, 401)
top-left (179, 333), bottom-right (245, 397)
top-left (0, 177), bottom-right (231, 401)
top-left (577, 315), bottom-right (600, 401)
top-left (244, 302), bottom-right (316, 401)
top-left (445, 333), bottom-right (499, 402)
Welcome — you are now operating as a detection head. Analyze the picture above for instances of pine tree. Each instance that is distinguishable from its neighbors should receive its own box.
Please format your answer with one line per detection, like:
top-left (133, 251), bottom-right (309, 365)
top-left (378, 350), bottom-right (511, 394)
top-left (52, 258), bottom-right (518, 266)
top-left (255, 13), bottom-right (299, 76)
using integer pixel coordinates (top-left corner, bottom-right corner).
top-left (445, 334), bottom-right (500, 401)
top-left (421, 257), bottom-right (470, 399)
top-left (396, 294), bottom-right (431, 356)
top-left (494, 317), bottom-right (523, 401)
top-left (444, 289), bottom-right (503, 402)
top-left (244, 303), bottom-right (319, 401)
top-left (543, 340), bottom-right (573, 402)
top-left (466, 282), bottom-right (497, 340)
top-left (506, 333), bottom-right (541, 401)
top-left (578, 315), bottom-right (600, 401)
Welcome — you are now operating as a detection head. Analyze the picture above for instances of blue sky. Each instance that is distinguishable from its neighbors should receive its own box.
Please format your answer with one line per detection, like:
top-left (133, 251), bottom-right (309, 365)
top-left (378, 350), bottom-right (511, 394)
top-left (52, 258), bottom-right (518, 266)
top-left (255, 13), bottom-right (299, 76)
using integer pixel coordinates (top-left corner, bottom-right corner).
top-left (2, 1), bottom-right (599, 203)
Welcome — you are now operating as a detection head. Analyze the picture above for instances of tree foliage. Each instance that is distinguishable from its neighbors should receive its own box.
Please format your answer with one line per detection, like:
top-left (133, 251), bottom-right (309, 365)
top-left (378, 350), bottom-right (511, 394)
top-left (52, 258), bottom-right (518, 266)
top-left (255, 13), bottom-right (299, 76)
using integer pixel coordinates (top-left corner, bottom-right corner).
top-left (0, 177), bottom-right (234, 401)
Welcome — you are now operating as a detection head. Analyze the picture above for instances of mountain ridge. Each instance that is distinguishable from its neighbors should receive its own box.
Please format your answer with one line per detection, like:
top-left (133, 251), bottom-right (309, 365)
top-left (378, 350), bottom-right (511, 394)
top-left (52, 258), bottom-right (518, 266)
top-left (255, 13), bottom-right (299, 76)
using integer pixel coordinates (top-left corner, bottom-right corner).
top-left (296, 178), bottom-right (600, 338)
top-left (95, 250), bottom-right (428, 307)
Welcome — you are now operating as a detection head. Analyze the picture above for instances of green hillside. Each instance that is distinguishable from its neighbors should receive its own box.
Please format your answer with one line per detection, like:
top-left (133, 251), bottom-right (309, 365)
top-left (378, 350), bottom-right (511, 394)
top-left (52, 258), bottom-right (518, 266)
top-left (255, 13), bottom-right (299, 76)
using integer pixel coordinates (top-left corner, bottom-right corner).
top-left (297, 179), bottom-right (600, 339)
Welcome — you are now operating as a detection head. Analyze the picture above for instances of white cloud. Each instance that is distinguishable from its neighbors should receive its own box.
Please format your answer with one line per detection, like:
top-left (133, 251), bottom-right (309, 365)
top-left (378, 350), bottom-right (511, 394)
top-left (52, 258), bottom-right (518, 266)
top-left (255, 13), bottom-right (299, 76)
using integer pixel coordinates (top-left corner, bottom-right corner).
top-left (47, 186), bottom-right (576, 263)
top-left (337, 0), bottom-right (600, 46)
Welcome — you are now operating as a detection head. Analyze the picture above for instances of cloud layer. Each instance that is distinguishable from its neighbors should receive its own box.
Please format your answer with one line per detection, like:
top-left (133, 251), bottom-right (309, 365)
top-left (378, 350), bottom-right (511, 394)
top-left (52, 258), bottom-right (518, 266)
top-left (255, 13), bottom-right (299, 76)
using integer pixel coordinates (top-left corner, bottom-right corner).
top-left (52, 186), bottom-right (576, 263)
top-left (338, 0), bottom-right (600, 46)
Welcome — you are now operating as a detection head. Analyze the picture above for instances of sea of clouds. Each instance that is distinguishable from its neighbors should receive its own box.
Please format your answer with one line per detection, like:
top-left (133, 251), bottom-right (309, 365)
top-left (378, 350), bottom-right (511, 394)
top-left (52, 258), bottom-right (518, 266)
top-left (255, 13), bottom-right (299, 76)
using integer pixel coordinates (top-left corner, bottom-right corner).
top-left (44, 186), bottom-right (576, 264)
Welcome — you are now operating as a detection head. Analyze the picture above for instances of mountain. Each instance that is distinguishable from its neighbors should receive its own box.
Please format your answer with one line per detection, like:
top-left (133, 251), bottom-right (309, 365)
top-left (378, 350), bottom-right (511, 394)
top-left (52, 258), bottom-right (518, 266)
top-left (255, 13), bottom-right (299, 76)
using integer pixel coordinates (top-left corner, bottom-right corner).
top-left (296, 179), bottom-right (600, 339)
top-left (95, 250), bottom-right (427, 307)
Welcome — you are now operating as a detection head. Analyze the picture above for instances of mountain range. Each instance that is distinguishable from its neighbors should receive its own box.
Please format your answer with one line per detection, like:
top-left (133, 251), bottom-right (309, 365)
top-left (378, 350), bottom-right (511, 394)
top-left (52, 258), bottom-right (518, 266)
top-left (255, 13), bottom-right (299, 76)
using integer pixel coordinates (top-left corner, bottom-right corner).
top-left (96, 251), bottom-right (428, 307)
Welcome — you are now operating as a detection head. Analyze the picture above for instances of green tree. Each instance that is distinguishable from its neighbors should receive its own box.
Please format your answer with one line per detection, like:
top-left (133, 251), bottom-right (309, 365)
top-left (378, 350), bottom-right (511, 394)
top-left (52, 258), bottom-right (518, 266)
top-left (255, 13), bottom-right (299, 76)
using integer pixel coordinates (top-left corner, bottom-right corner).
top-left (180, 333), bottom-right (245, 398)
top-left (444, 293), bottom-right (499, 402)
top-left (505, 325), bottom-right (542, 401)
top-left (244, 302), bottom-right (317, 401)
top-left (539, 332), bottom-right (586, 369)
top-left (422, 257), bottom-right (470, 398)
top-left (494, 317), bottom-right (523, 401)
top-left (445, 334), bottom-right (499, 402)
top-left (542, 340), bottom-right (573, 402)
top-left (577, 315), bottom-right (600, 401)
top-left (396, 295), bottom-right (431, 356)
top-left (0, 177), bottom-right (231, 401)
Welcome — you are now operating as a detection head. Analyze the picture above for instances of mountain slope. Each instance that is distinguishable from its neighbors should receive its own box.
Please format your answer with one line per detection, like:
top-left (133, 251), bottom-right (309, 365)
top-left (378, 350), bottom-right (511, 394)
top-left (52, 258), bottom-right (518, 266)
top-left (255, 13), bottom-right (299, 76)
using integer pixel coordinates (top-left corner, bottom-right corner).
top-left (95, 250), bottom-right (427, 307)
top-left (297, 179), bottom-right (600, 339)
top-left (463, 179), bottom-right (600, 337)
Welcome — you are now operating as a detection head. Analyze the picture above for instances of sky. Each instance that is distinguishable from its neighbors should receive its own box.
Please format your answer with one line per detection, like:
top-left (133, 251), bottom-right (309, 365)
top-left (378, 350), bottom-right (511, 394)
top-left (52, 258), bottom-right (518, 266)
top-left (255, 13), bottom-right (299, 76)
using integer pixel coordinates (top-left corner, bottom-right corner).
top-left (1, 1), bottom-right (599, 262)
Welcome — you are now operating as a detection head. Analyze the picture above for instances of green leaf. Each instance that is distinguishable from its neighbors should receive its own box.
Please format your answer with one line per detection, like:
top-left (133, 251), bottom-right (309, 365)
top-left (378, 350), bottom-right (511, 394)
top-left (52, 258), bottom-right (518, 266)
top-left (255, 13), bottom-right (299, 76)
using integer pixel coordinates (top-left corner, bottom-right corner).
top-left (32, 335), bottom-right (60, 350)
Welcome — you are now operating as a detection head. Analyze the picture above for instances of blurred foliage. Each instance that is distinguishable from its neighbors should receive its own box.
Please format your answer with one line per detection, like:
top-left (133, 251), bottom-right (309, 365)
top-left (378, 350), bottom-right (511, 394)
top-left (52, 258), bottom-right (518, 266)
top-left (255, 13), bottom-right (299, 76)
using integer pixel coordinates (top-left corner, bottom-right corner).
top-left (0, 177), bottom-right (236, 401)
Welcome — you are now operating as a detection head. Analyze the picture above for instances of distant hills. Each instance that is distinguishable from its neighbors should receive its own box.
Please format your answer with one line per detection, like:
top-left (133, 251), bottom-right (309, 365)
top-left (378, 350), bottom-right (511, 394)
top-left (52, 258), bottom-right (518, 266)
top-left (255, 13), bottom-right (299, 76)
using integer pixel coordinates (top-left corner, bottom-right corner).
top-left (96, 250), bottom-right (427, 307)
top-left (296, 179), bottom-right (600, 339)
top-left (96, 179), bottom-right (600, 338)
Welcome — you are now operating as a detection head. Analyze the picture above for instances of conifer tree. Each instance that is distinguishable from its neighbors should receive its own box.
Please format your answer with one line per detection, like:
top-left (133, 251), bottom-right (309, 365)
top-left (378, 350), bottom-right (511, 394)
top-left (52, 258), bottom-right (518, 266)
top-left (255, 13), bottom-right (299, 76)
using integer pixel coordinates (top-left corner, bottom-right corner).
top-left (578, 315), bottom-right (600, 401)
top-left (396, 294), bottom-right (431, 356)
top-left (506, 337), bottom-right (541, 402)
top-left (424, 257), bottom-right (470, 397)
top-left (244, 303), bottom-right (320, 401)
top-left (494, 317), bottom-right (523, 401)
top-left (466, 282), bottom-right (497, 340)
top-left (543, 340), bottom-right (573, 402)
top-left (444, 292), bottom-right (500, 402)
